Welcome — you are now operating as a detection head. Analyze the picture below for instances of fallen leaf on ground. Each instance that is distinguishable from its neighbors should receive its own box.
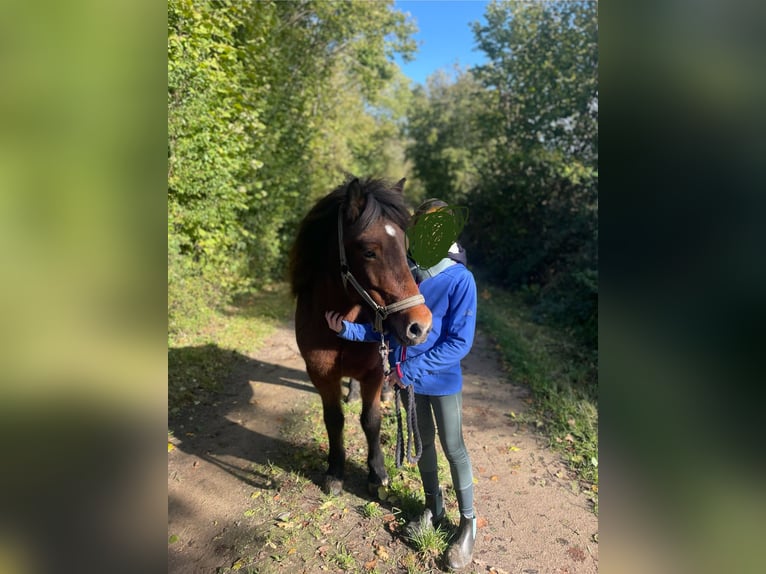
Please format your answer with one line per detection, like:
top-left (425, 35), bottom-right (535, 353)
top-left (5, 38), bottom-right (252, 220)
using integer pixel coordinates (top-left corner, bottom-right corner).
top-left (566, 546), bottom-right (586, 562)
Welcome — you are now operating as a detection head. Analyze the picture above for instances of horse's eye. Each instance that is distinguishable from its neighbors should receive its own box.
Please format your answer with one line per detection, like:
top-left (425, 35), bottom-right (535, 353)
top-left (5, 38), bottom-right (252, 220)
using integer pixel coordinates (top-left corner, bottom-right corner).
top-left (363, 250), bottom-right (376, 259)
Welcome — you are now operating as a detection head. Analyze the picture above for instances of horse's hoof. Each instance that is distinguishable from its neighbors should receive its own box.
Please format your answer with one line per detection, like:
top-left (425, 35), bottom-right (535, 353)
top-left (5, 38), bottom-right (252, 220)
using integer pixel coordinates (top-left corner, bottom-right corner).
top-left (368, 476), bottom-right (389, 498)
top-left (324, 476), bottom-right (343, 496)
top-left (345, 378), bottom-right (361, 403)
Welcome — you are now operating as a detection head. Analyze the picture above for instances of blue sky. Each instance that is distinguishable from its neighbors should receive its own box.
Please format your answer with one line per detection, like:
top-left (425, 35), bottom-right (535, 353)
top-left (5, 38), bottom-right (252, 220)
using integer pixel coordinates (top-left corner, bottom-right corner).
top-left (394, 0), bottom-right (490, 85)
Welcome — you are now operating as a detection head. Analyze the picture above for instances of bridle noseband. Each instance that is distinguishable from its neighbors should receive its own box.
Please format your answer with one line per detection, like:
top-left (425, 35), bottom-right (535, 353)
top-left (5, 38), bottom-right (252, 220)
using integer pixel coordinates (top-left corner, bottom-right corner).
top-left (337, 209), bottom-right (425, 333)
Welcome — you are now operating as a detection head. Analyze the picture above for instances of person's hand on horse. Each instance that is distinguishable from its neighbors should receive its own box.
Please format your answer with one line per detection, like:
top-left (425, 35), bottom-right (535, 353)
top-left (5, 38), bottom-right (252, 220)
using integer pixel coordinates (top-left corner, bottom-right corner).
top-left (324, 311), bottom-right (344, 333)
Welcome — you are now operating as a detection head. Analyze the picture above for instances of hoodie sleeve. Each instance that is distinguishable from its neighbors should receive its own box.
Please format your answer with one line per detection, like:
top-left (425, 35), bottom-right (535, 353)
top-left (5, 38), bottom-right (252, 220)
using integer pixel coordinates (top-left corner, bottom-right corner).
top-left (398, 270), bottom-right (477, 386)
top-left (336, 321), bottom-right (380, 342)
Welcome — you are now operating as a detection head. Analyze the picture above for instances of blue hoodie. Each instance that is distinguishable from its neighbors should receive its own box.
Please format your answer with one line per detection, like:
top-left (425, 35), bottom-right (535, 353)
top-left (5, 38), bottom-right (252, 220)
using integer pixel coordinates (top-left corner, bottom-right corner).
top-left (338, 257), bottom-right (477, 396)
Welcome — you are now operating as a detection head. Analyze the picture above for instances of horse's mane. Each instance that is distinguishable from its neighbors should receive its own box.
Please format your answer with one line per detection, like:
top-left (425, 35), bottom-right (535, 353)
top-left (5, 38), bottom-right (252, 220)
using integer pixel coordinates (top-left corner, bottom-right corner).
top-left (289, 176), bottom-right (411, 296)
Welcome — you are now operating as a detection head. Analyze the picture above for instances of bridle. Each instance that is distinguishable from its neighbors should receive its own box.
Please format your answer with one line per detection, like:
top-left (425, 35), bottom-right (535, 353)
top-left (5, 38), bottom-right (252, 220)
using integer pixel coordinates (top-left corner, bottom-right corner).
top-left (337, 209), bottom-right (425, 334)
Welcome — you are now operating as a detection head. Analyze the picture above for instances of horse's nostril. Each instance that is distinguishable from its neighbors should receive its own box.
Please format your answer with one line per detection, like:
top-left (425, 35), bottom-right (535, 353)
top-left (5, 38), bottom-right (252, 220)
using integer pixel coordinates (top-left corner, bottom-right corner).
top-left (407, 322), bottom-right (424, 340)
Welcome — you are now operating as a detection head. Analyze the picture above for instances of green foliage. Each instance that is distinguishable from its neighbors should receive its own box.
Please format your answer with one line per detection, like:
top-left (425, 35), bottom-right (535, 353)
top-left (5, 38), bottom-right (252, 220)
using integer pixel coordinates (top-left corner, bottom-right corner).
top-left (464, 157), bottom-right (598, 347)
top-left (168, 0), bottom-right (261, 285)
top-left (237, 0), bottom-right (418, 283)
top-left (168, 0), bottom-right (419, 301)
top-left (406, 68), bottom-right (487, 205)
top-left (472, 0), bottom-right (598, 164)
top-left (406, 0), bottom-right (598, 349)
top-left (168, 0), bottom-right (424, 337)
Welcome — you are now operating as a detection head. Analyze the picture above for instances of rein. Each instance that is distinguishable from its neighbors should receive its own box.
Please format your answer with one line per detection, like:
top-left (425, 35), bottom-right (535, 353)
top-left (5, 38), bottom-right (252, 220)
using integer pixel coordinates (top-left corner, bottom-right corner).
top-left (337, 208), bottom-right (423, 467)
top-left (337, 210), bottom-right (425, 334)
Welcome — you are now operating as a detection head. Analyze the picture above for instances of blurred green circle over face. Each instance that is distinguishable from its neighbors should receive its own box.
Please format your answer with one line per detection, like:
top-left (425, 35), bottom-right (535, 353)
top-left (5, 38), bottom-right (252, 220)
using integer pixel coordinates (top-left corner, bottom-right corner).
top-left (406, 205), bottom-right (468, 268)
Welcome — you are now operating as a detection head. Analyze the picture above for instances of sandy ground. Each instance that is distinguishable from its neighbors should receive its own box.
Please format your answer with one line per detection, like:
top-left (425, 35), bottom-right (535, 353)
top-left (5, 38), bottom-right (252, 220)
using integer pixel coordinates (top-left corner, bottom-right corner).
top-left (168, 323), bottom-right (598, 573)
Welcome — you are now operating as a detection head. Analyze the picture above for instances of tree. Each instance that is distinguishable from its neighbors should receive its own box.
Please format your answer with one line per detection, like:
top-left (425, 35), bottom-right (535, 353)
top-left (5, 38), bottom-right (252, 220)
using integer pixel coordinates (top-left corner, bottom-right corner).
top-left (239, 0), bottom-right (417, 283)
top-left (168, 0), bottom-right (419, 302)
top-left (405, 67), bottom-right (487, 206)
top-left (467, 0), bottom-right (598, 346)
top-left (168, 0), bottom-right (262, 284)
top-left (472, 0), bottom-right (598, 168)
top-left (402, 1), bottom-right (598, 346)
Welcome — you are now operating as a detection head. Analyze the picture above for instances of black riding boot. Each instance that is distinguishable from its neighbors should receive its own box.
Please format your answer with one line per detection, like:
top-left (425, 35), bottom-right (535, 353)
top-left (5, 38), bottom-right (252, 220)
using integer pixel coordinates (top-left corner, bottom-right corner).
top-left (404, 487), bottom-right (444, 537)
top-left (445, 513), bottom-right (476, 570)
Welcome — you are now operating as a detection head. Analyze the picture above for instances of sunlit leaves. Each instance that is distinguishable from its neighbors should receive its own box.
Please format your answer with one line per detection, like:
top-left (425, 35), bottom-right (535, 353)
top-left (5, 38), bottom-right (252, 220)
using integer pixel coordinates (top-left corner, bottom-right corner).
top-left (168, 0), bottom-right (418, 300)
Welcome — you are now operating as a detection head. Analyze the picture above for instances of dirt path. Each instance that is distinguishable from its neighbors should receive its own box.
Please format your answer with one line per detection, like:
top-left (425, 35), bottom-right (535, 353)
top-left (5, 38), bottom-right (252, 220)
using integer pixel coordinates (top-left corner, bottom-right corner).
top-left (168, 323), bottom-right (598, 573)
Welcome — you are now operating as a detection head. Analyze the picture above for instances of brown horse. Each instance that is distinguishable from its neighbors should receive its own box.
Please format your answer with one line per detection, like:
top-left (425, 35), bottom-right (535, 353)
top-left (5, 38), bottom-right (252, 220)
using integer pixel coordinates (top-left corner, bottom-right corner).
top-left (289, 176), bottom-right (432, 496)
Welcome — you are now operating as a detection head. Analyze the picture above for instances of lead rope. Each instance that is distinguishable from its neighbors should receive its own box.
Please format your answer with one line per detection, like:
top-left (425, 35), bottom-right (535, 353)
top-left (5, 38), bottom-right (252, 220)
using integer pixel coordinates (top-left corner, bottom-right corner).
top-left (394, 383), bottom-right (422, 467)
top-left (383, 341), bottom-right (422, 468)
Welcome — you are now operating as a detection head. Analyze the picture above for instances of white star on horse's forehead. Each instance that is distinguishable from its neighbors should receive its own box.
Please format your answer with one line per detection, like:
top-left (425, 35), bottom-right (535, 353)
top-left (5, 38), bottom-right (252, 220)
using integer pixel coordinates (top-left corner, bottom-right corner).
top-left (384, 224), bottom-right (397, 237)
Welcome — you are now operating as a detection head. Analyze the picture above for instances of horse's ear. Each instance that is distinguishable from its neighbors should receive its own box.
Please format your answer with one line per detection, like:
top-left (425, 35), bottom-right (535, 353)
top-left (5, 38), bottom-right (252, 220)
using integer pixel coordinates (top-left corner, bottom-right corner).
top-left (346, 177), bottom-right (364, 221)
top-left (393, 178), bottom-right (406, 194)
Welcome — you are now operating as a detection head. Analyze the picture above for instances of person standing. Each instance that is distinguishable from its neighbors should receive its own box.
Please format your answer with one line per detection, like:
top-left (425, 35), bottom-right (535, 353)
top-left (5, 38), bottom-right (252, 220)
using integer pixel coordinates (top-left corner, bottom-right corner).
top-left (325, 199), bottom-right (478, 569)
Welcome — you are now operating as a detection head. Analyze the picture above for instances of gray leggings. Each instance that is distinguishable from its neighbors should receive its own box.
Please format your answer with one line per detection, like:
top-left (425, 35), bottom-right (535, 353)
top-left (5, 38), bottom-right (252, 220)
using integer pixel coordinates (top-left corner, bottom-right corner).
top-left (404, 391), bottom-right (474, 516)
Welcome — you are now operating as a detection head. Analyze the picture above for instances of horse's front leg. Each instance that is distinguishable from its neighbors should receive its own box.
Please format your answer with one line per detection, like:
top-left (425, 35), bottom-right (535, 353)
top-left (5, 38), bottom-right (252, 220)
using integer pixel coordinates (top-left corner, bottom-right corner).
top-left (320, 381), bottom-right (345, 496)
top-left (359, 374), bottom-right (389, 495)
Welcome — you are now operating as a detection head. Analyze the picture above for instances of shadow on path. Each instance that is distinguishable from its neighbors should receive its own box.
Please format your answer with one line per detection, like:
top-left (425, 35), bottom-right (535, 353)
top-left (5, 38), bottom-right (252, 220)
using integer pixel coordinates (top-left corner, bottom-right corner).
top-left (168, 344), bottom-right (376, 499)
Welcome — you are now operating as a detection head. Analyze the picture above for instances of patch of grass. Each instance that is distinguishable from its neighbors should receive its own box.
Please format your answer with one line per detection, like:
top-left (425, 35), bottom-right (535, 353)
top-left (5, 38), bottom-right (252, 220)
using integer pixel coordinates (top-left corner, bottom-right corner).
top-left (168, 281), bottom-right (293, 413)
top-left (330, 542), bottom-right (356, 570)
top-left (361, 501), bottom-right (383, 519)
top-left (407, 523), bottom-right (449, 558)
top-left (476, 282), bottom-right (598, 509)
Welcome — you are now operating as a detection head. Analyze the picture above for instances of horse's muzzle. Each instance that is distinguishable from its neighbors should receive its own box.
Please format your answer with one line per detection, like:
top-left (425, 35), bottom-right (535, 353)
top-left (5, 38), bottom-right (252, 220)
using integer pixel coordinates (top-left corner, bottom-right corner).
top-left (405, 319), bottom-right (431, 345)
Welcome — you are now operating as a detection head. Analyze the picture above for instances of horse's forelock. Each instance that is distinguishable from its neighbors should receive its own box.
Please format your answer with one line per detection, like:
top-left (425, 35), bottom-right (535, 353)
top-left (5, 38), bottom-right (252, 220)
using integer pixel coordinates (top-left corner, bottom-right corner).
top-left (348, 179), bottom-right (410, 236)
